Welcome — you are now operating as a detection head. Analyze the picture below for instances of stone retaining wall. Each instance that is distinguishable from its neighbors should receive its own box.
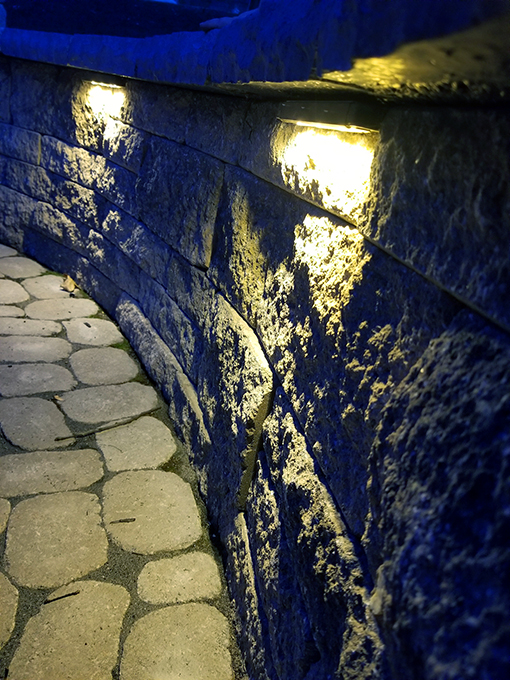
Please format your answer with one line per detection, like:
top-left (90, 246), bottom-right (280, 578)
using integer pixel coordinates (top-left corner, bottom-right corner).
top-left (0, 55), bottom-right (509, 680)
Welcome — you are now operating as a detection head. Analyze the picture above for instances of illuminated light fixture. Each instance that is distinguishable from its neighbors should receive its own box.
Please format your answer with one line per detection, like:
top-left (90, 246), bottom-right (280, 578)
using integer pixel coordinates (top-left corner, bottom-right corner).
top-left (278, 100), bottom-right (384, 134)
top-left (87, 80), bottom-right (126, 120)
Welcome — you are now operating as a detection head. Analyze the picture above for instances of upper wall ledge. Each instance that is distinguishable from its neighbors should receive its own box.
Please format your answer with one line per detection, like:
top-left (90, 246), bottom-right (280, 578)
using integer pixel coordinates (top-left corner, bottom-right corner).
top-left (0, 0), bottom-right (509, 94)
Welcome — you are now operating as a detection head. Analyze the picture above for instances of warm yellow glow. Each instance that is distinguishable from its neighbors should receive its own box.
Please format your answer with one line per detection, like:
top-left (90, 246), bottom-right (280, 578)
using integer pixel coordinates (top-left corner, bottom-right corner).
top-left (277, 126), bottom-right (376, 223)
top-left (280, 119), bottom-right (373, 134)
top-left (87, 83), bottom-right (125, 120)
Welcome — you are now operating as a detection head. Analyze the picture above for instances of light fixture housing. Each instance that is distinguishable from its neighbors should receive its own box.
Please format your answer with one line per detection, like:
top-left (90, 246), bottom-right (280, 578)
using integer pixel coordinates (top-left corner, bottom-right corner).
top-left (278, 100), bottom-right (384, 133)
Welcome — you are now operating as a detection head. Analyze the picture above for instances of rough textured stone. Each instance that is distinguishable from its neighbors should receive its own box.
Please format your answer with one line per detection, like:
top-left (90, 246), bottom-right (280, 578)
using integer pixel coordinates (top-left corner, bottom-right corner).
top-left (70, 347), bottom-right (138, 385)
top-left (0, 122), bottom-right (41, 165)
top-left (102, 470), bottom-right (202, 554)
top-left (0, 186), bottom-right (38, 251)
top-left (136, 136), bottom-right (223, 268)
top-left (63, 316), bottom-right (123, 345)
top-left (40, 135), bottom-right (105, 187)
top-left (0, 317), bottom-right (62, 335)
top-left (120, 603), bottom-right (234, 680)
top-left (5, 491), bottom-right (108, 588)
top-left (0, 397), bottom-right (74, 450)
top-left (25, 297), bottom-right (99, 320)
top-left (0, 305), bottom-right (24, 316)
top-left (0, 335), bottom-right (71, 362)
top-left (0, 256), bottom-right (46, 279)
top-left (0, 572), bottom-right (18, 651)
top-left (8, 580), bottom-right (129, 680)
top-left (0, 279), bottom-right (29, 304)
top-left (103, 118), bottom-right (147, 173)
top-left (366, 312), bottom-right (510, 680)
top-left (96, 415), bottom-right (176, 471)
top-left (137, 552), bottom-right (222, 605)
top-left (59, 382), bottom-right (158, 424)
top-left (0, 499), bottom-right (10, 533)
top-left (0, 449), bottom-right (103, 497)
top-left (22, 274), bottom-right (76, 299)
top-left (0, 363), bottom-right (76, 396)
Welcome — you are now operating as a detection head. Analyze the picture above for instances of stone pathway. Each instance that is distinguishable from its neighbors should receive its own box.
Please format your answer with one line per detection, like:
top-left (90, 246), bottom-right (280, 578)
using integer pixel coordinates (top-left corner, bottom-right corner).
top-left (0, 245), bottom-right (244, 679)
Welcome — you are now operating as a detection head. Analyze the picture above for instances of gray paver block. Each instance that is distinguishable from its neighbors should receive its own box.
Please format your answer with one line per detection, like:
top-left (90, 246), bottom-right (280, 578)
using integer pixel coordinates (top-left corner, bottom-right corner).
top-left (138, 552), bottom-right (222, 605)
top-left (8, 580), bottom-right (130, 680)
top-left (102, 470), bottom-right (202, 554)
top-left (120, 603), bottom-right (234, 680)
top-left (0, 397), bottom-right (74, 450)
top-left (0, 572), bottom-right (18, 651)
top-left (0, 498), bottom-right (10, 533)
top-left (0, 363), bottom-right (76, 397)
top-left (0, 257), bottom-right (47, 279)
top-left (25, 297), bottom-right (100, 320)
top-left (63, 317), bottom-right (124, 345)
top-left (0, 245), bottom-right (17, 258)
top-left (0, 305), bottom-right (24, 317)
top-left (0, 317), bottom-right (62, 336)
top-left (21, 275), bottom-right (72, 300)
top-left (0, 336), bottom-right (72, 363)
top-left (0, 279), bottom-right (30, 304)
top-left (96, 415), bottom-right (177, 471)
top-left (0, 450), bottom-right (104, 497)
top-left (59, 382), bottom-right (158, 424)
top-left (70, 347), bottom-right (139, 385)
top-left (5, 492), bottom-right (108, 588)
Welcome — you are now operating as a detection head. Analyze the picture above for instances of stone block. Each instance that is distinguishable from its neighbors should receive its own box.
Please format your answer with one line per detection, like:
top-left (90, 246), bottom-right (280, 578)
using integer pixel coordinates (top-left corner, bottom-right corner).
top-left (1, 157), bottom-right (53, 203)
top-left (366, 311), bottom-right (510, 680)
top-left (40, 135), bottom-right (105, 190)
top-left (0, 56), bottom-right (10, 123)
top-left (95, 159), bottom-right (138, 218)
top-left (70, 347), bottom-right (138, 385)
top-left (167, 254), bottom-right (216, 331)
top-left (101, 206), bottom-right (170, 286)
top-left (21, 274), bottom-right (73, 300)
top-left (0, 123), bottom-right (41, 164)
top-left (0, 572), bottom-right (17, 652)
top-left (59, 382), bottom-right (158, 425)
top-left (50, 172), bottom-right (106, 230)
top-left (136, 136), bottom-right (223, 268)
top-left (103, 118), bottom-right (147, 173)
top-left (0, 362), bottom-right (75, 397)
top-left (197, 293), bottom-right (274, 520)
top-left (0, 279), bottom-right (29, 304)
top-left (0, 185), bottom-right (37, 250)
top-left (360, 107), bottom-right (510, 331)
top-left (262, 390), bottom-right (388, 680)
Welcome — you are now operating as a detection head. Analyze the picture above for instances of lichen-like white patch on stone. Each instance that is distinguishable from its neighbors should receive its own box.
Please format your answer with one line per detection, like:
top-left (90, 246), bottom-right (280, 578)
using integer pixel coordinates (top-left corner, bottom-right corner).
top-left (59, 382), bottom-right (158, 424)
top-left (0, 257), bottom-right (47, 279)
top-left (0, 280), bottom-right (29, 304)
top-left (70, 347), bottom-right (138, 385)
top-left (96, 415), bottom-right (177, 471)
top-left (102, 470), bottom-right (202, 554)
top-left (0, 498), bottom-right (10, 533)
top-left (120, 603), bottom-right (234, 680)
top-left (25, 298), bottom-right (99, 320)
top-left (0, 305), bottom-right (25, 317)
top-left (0, 572), bottom-right (18, 651)
top-left (8, 580), bottom-right (130, 680)
top-left (63, 317), bottom-right (124, 345)
top-left (0, 450), bottom-right (104, 497)
top-left (5, 492), bottom-right (108, 588)
top-left (138, 552), bottom-right (222, 605)
top-left (0, 317), bottom-right (62, 336)
top-left (0, 336), bottom-right (72, 363)
top-left (21, 275), bottom-right (72, 299)
top-left (0, 397), bottom-right (74, 450)
top-left (0, 363), bottom-right (76, 397)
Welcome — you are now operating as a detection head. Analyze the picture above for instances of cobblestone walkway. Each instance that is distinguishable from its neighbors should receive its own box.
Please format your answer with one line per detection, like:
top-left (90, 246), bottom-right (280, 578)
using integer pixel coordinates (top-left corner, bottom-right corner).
top-left (0, 245), bottom-right (242, 679)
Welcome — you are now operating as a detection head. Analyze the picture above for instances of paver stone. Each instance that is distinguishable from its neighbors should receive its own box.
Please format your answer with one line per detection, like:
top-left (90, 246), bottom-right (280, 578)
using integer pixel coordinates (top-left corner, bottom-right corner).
top-left (0, 336), bottom-right (72, 363)
top-left (0, 279), bottom-right (29, 304)
top-left (0, 257), bottom-right (47, 279)
top-left (63, 317), bottom-right (124, 345)
top-left (0, 450), bottom-right (104, 497)
top-left (0, 498), bottom-right (10, 533)
top-left (8, 580), bottom-right (130, 680)
top-left (59, 382), bottom-right (158, 424)
top-left (102, 470), bottom-right (202, 554)
top-left (25, 298), bottom-right (99, 320)
top-left (0, 244), bottom-right (17, 258)
top-left (21, 275), bottom-right (72, 299)
top-left (0, 572), bottom-right (18, 651)
top-left (0, 305), bottom-right (24, 317)
top-left (0, 317), bottom-right (62, 336)
top-left (0, 363), bottom-right (76, 397)
top-left (5, 491), bottom-right (108, 588)
top-left (96, 415), bottom-right (177, 471)
top-left (138, 552), bottom-right (222, 604)
top-left (120, 603), bottom-right (234, 680)
top-left (70, 347), bottom-right (138, 385)
top-left (0, 397), bottom-right (74, 450)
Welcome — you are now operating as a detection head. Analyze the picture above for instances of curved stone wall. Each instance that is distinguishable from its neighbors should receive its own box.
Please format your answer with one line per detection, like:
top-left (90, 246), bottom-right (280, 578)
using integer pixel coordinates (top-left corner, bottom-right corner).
top-left (0, 56), bottom-right (509, 680)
